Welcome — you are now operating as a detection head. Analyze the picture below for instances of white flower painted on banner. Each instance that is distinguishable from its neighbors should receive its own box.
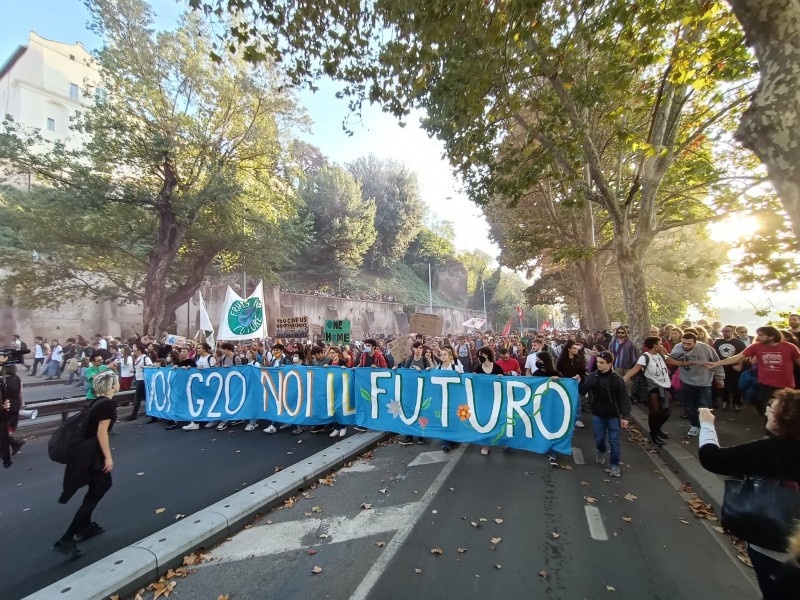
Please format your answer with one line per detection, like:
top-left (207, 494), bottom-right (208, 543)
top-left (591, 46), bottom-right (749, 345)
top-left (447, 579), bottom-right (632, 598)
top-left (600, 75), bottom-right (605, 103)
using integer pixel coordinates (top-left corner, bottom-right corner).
top-left (387, 399), bottom-right (403, 419)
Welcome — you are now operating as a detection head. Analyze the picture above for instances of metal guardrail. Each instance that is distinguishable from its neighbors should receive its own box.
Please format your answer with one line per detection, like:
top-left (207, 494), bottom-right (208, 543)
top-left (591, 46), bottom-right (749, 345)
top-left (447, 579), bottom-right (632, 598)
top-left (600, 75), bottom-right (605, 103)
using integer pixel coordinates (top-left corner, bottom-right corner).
top-left (24, 390), bottom-right (136, 422)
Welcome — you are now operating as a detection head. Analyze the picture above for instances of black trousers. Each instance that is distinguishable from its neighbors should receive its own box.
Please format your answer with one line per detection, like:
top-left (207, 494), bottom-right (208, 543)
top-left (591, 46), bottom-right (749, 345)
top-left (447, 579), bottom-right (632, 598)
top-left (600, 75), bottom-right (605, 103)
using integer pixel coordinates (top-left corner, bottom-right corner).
top-left (749, 546), bottom-right (800, 600)
top-left (61, 470), bottom-right (112, 541)
top-left (131, 380), bottom-right (146, 417)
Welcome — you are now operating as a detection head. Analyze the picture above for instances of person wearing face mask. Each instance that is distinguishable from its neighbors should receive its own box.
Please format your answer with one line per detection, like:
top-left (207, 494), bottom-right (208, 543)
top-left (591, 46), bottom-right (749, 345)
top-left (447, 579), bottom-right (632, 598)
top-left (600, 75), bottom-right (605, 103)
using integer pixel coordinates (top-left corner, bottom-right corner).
top-left (473, 346), bottom-right (505, 455)
top-left (358, 339), bottom-right (388, 368)
top-left (397, 341), bottom-right (431, 445)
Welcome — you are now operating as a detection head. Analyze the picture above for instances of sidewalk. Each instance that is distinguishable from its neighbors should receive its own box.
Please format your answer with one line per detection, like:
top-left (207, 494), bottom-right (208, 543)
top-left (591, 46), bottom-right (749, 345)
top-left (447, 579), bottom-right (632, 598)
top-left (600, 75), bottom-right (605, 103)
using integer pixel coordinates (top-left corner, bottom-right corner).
top-left (628, 401), bottom-right (767, 510)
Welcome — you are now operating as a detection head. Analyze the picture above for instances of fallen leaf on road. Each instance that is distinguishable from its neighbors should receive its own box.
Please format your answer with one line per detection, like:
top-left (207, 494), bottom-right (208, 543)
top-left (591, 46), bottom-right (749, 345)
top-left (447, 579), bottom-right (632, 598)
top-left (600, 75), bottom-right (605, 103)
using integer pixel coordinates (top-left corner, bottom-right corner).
top-left (136, 472), bottom-right (145, 476)
top-left (414, 568), bottom-right (422, 574)
top-left (245, 525), bottom-right (253, 529)
top-left (361, 503), bottom-right (373, 510)
top-left (312, 506), bottom-right (323, 513)
top-left (174, 514), bottom-right (185, 520)
top-left (559, 464), bottom-right (573, 470)
top-left (379, 488), bottom-right (387, 494)
top-left (622, 517), bottom-right (632, 522)
top-left (457, 548), bottom-right (467, 553)
top-left (624, 493), bottom-right (638, 502)
top-left (737, 553), bottom-right (753, 568)
top-left (585, 497), bottom-right (598, 504)
top-left (479, 518), bottom-right (488, 522)
top-left (491, 537), bottom-right (502, 544)
top-left (495, 564), bottom-right (502, 570)
top-left (551, 532), bottom-right (560, 539)
top-left (284, 496), bottom-right (297, 508)
top-left (449, 487), bottom-right (455, 491)
top-left (319, 534), bottom-right (329, 539)
top-left (431, 548), bottom-right (443, 555)
top-left (266, 520), bottom-right (273, 525)
top-left (580, 481), bottom-right (589, 486)
top-left (311, 566), bottom-right (323, 574)
top-left (496, 506), bottom-right (502, 510)
top-left (679, 519), bottom-right (689, 525)
top-left (606, 585), bottom-right (615, 591)
top-left (307, 549), bottom-right (317, 555)
top-left (319, 474), bottom-right (336, 486)
top-left (375, 541), bottom-right (386, 548)
top-left (217, 595), bottom-right (229, 600)
top-left (301, 491), bottom-right (313, 499)
top-left (155, 508), bottom-right (166, 514)
top-left (275, 466), bottom-right (284, 472)
top-left (538, 570), bottom-right (548, 578)
top-left (304, 512), bottom-right (313, 517)
top-left (712, 526), bottom-right (725, 534)
top-left (432, 510), bottom-right (438, 514)
top-left (494, 518), bottom-right (504, 524)
top-left (111, 595), bottom-right (120, 600)
top-left (470, 521), bottom-right (479, 528)
top-left (235, 450), bottom-right (241, 453)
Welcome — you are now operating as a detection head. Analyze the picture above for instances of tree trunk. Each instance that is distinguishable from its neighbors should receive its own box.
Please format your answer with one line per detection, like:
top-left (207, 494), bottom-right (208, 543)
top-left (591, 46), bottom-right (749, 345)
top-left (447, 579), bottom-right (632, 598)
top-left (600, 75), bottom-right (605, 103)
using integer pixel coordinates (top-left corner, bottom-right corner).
top-left (581, 255), bottom-right (609, 331)
top-left (142, 163), bottom-right (183, 336)
top-left (728, 0), bottom-right (800, 245)
top-left (613, 236), bottom-right (650, 346)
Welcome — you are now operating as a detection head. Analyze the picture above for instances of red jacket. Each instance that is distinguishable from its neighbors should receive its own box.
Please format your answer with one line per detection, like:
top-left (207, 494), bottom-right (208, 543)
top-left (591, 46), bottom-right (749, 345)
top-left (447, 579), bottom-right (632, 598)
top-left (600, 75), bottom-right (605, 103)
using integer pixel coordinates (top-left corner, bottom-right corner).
top-left (359, 351), bottom-right (388, 368)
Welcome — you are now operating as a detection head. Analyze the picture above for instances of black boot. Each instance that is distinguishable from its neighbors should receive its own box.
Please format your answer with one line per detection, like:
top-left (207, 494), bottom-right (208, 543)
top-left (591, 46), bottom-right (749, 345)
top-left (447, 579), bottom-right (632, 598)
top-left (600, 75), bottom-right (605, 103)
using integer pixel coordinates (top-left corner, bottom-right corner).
top-left (649, 433), bottom-right (664, 447)
top-left (10, 438), bottom-right (25, 455)
top-left (52, 539), bottom-right (82, 559)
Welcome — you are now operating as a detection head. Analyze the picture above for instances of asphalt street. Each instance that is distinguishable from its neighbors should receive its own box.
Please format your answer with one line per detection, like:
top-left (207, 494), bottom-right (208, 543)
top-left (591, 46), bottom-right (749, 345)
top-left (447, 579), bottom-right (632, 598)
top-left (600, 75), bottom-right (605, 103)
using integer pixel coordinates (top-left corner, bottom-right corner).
top-left (1, 417), bottom-right (343, 600)
top-left (153, 427), bottom-right (760, 600)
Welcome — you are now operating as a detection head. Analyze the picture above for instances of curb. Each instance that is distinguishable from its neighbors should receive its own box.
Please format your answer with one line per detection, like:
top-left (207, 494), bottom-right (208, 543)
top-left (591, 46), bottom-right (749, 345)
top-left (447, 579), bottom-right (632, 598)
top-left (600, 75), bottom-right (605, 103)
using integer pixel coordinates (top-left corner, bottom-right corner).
top-left (22, 378), bottom-right (68, 388)
top-left (629, 405), bottom-right (725, 510)
top-left (22, 430), bottom-right (390, 600)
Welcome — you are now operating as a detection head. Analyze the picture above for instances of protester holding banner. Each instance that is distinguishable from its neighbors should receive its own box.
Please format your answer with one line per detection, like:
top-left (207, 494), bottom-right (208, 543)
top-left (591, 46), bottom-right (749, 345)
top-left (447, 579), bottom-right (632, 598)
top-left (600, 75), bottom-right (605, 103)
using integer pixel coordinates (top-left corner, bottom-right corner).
top-left (582, 351), bottom-right (630, 477)
top-left (472, 346), bottom-right (505, 456)
top-left (438, 347), bottom-right (464, 374)
top-left (358, 340), bottom-right (388, 368)
top-left (263, 344), bottom-right (290, 434)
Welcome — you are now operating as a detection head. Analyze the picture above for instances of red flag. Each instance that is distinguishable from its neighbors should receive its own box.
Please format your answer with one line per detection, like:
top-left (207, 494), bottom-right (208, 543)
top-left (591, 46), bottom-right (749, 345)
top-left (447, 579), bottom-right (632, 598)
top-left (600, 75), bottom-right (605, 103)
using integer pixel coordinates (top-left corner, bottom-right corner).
top-left (502, 319), bottom-right (512, 336)
top-left (515, 306), bottom-right (524, 321)
top-left (540, 320), bottom-right (550, 330)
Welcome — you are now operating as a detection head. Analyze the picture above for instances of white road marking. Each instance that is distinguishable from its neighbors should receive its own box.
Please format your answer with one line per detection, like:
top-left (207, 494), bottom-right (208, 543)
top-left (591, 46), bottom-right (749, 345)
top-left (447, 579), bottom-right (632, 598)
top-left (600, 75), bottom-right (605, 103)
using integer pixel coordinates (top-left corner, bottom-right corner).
top-left (584, 505), bottom-right (608, 541)
top-left (350, 444), bottom-right (467, 600)
top-left (407, 450), bottom-right (451, 467)
top-left (209, 502), bottom-right (420, 563)
top-left (572, 447), bottom-right (585, 465)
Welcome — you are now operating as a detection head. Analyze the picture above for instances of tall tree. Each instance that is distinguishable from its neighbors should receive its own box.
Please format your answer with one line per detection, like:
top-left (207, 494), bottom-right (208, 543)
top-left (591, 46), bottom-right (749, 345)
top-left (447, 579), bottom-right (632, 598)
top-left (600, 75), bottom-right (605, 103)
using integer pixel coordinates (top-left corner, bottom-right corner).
top-left (347, 155), bottom-right (425, 271)
top-left (296, 165), bottom-right (377, 278)
top-left (0, 0), bottom-right (303, 334)
top-left (188, 0), bottom-right (762, 343)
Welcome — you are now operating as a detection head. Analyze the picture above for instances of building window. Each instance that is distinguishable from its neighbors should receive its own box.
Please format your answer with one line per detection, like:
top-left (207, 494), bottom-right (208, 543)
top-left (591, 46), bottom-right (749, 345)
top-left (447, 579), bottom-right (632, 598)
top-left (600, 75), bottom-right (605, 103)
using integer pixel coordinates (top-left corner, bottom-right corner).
top-left (69, 83), bottom-right (79, 101)
top-left (46, 118), bottom-right (55, 131)
top-left (94, 87), bottom-right (107, 104)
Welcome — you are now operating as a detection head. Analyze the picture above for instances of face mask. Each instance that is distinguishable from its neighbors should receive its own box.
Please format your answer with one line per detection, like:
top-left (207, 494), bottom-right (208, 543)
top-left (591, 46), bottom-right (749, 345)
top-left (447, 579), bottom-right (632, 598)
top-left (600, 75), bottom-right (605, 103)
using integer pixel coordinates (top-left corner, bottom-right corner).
top-left (478, 354), bottom-right (487, 363)
top-left (364, 346), bottom-right (372, 352)
top-left (292, 356), bottom-right (301, 364)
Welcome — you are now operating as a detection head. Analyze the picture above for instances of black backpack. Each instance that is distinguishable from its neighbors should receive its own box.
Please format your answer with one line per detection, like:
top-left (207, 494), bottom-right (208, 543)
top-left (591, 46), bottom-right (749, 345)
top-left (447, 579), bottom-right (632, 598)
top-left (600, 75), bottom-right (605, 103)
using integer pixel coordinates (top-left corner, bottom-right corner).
top-left (48, 406), bottom-right (92, 464)
top-left (633, 353), bottom-right (651, 403)
top-left (19, 341), bottom-right (28, 352)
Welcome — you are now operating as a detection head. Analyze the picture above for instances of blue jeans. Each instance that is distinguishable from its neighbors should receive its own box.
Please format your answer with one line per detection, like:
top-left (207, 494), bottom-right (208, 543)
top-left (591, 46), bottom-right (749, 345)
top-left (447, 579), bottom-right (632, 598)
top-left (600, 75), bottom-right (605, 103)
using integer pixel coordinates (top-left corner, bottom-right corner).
top-left (592, 415), bottom-right (621, 467)
top-left (681, 383), bottom-right (712, 427)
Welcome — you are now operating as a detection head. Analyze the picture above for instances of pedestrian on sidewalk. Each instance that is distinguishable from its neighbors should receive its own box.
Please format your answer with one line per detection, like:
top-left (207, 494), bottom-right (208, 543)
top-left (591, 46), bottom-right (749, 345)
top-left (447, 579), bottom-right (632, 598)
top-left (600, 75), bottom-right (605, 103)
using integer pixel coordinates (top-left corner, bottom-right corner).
top-left (697, 392), bottom-right (800, 599)
top-left (581, 351), bottom-right (630, 477)
top-left (29, 337), bottom-right (45, 376)
top-left (0, 358), bottom-right (24, 468)
top-left (52, 370), bottom-right (119, 559)
top-left (623, 337), bottom-right (672, 447)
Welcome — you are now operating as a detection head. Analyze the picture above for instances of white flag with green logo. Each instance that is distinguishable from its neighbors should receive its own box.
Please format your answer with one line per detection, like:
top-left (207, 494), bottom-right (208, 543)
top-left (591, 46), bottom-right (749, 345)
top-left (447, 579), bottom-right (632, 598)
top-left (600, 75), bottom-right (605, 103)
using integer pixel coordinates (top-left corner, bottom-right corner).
top-left (216, 281), bottom-right (268, 340)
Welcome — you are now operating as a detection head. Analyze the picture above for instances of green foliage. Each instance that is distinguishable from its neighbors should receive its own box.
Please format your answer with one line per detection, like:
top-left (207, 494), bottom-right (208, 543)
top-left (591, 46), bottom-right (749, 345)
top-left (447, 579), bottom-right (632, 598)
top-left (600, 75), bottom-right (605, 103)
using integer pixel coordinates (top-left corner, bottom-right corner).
top-left (0, 0), bottom-right (304, 332)
top-left (403, 219), bottom-right (456, 275)
top-left (297, 165), bottom-right (377, 277)
top-left (766, 310), bottom-right (800, 330)
top-left (347, 155), bottom-right (424, 271)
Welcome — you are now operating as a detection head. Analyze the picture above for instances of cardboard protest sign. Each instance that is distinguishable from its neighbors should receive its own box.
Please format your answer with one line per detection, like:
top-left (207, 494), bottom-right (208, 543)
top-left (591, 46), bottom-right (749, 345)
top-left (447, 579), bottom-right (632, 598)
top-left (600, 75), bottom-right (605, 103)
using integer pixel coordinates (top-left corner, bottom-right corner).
top-left (324, 319), bottom-right (351, 345)
top-left (387, 336), bottom-right (412, 365)
top-left (410, 313), bottom-right (443, 336)
top-left (163, 334), bottom-right (188, 347)
top-left (276, 316), bottom-right (309, 338)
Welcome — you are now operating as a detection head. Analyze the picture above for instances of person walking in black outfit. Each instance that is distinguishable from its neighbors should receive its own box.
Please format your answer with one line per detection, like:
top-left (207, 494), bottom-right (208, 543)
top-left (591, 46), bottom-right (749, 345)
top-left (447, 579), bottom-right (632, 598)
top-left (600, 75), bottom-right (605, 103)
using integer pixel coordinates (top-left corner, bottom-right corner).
top-left (0, 357), bottom-right (24, 467)
top-left (52, 370), bottom-right (119, 558)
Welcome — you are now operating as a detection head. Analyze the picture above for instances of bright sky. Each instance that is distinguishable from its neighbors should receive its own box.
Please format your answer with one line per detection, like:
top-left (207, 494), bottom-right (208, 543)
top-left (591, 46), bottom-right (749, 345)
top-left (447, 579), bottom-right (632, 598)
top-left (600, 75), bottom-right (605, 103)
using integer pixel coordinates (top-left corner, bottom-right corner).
top-left (0, 0), bottom-right (498, 257)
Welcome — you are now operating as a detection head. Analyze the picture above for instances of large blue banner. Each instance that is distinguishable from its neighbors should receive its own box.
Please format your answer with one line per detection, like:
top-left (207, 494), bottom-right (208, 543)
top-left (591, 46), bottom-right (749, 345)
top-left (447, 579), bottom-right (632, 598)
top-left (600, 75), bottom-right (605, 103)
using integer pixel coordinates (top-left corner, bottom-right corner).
top-left (145, 366), bottom-right (579, 454)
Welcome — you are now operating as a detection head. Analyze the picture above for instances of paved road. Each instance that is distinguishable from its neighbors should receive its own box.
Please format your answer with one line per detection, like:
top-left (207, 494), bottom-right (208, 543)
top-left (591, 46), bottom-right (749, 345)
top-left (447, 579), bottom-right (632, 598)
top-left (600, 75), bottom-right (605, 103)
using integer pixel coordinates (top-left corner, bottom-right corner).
top-left (1, 419), bottom-right (345, 600)
top-left (153, 427), bottom-right (760, 600)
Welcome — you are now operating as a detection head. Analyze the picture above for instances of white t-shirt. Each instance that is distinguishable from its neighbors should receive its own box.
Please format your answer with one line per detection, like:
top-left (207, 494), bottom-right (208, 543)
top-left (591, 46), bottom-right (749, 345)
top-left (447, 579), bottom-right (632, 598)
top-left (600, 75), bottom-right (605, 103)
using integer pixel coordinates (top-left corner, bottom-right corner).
top-left (196, 354), bottom-right (216, 369)
top-left (636, 353), bottom-right (671, 388)
top-left (119, 355), bottom-right (134, 378)
top-left (50, 345), bottom-right (63, 363)
top-left (524, 354), bottom-right (539, 373)
top-left (134, 355), bottom-right (153, 380)
top-left (34, 344), bottom-right (44, 359)
top-left (98, 339), bottom-right (108, 349)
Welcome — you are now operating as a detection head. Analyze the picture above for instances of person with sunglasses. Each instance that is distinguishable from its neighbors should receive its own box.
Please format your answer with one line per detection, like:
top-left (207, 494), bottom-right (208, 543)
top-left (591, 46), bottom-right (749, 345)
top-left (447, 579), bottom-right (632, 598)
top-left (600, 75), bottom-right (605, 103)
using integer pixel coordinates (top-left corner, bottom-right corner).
top-left (608, 328), bottom-right (638, 388)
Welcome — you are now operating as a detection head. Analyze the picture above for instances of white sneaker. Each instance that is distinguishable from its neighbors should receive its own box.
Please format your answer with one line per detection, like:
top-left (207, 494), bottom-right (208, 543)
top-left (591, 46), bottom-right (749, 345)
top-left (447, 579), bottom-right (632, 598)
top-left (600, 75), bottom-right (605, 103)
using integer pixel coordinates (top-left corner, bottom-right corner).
top-left (263, 424), bottom-right (277, 434)
top-left (182, 422), bottom-right (200, 431)
top-left (245, 423), bottom-right (257, 432)
top-left (338, 427), bottom-right (347, 438)
top-left (575, 419), bottom-right (585, 429)
top-left (217, 422), bottom-right (228, 431)
top-left (687, 426), bottom-right (699, 437)
top-left (204, 421), bottom-right (217, 429)
top-left (329, 429), bottom-right (340, 438)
